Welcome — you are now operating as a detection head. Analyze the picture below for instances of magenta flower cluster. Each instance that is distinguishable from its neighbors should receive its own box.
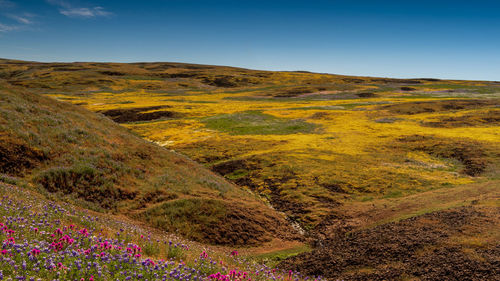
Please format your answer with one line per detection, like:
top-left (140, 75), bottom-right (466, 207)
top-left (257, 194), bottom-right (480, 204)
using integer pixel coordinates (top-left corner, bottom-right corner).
top-left (0, 183), bottom-right (318, 281)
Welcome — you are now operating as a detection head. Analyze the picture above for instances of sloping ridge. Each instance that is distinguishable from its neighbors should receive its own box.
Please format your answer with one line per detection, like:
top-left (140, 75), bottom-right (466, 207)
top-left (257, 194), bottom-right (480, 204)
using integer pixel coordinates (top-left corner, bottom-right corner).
top-left (0, 87), bottom-right (297, 245)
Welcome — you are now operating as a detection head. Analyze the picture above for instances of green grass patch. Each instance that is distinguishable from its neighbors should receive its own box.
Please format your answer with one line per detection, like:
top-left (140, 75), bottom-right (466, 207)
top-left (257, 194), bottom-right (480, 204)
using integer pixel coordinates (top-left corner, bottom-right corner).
top-left (383, 190), bottom-right (404, 199)
top-left (137, 198), bottom-right (227, 242)
top-left (225, 169), bottom-right (249, 180)
top-left (251, 245), bottom-right (311, 267)
top-left (202, 111), bottom-right (318, 135)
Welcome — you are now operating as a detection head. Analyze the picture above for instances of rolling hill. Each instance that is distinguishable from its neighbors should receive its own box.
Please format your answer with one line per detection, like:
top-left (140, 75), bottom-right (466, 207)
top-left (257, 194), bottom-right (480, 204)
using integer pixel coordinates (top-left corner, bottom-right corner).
top-left (0, 73), bottom-right (296, 247)
top-left (0, 58), bottom-right (499, 280)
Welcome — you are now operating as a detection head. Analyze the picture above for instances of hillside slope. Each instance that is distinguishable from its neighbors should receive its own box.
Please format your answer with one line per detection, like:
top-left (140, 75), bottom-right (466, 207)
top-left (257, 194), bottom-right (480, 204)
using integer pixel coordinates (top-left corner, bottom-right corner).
top-left (0, 82), bottom-right (296, 246)
top-left (0, 181), bottom-right (310, 281)
top-left (2, 59), bottom-right (498, 229)
top-left (281, 180), bottom-right (500, 280)
top-left (1, 59), bottom-right (499, 280)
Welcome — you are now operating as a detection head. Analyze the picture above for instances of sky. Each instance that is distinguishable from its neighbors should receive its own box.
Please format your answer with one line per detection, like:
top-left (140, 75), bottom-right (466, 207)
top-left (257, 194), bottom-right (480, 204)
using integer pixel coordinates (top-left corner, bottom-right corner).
top-left (0, 0), bottom-right (499, 80)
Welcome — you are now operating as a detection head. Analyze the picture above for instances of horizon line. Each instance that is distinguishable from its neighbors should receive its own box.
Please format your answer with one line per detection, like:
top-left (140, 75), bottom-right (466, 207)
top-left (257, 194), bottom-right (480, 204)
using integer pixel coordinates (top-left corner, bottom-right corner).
top-left (1, 57), bottom-right (498, 83)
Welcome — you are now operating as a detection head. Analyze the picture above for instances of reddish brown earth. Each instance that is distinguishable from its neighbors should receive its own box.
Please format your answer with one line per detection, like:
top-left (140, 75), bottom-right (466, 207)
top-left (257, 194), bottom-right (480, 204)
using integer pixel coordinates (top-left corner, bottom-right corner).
top-left (0, 133), bottom-right (48, 175)
top-left (280, 206), bottom-right (500, 281)
top-left (99, 106), bottom-right (182, 123)
top-left (422, 109), bottom-right (500, 128)
top-left (395, 135), bottom-right (496, 176)
top-left (380, 99), bottom-right (500, 115)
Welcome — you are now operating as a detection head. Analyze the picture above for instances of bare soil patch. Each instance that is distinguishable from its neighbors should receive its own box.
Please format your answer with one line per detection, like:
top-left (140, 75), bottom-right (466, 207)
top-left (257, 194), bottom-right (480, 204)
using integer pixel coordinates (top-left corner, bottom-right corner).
top-left (202, 75), bottom-right (258, 87)
top-left (150, 71), bottom-right (201, 79)
top-left (381, 99), bottom-right (499, 115)
top-left (0, 133), bottom-right (47, 175)
top-left (281, 207), bottom-right (500, 281)
top-left (356, 92), bottom-right (378, 98)
top-left (99, 105), bottom-right (182, 123)
top-left (396, 135), bottom-right (492, 176)
top-left (273, 87), bottom-right (320, 97)
top-left (98, 70), bottom-right (126, 76)
top-left (422, 110), bottom-right (500, 127)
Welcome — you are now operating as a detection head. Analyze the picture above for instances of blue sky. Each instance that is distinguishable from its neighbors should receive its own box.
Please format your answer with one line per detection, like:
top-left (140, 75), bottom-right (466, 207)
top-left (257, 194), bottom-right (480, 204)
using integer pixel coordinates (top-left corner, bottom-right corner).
top-left (1, 0), bottom-right (499, 80)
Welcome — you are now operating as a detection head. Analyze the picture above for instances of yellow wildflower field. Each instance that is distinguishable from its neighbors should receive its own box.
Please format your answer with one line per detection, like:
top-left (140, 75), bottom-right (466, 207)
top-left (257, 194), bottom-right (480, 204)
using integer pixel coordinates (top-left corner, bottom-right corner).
top-left (43, 64), bottom-right (500, 227)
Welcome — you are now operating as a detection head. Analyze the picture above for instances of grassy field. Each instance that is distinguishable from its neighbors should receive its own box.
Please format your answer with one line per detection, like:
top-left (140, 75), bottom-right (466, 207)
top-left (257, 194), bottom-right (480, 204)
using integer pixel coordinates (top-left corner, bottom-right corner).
top-left (1, 59), bottom-right (499, 279)
top-left (0, 73), bottom-right (296, 247)
top-left (6, 59), bottom-right (496, 229)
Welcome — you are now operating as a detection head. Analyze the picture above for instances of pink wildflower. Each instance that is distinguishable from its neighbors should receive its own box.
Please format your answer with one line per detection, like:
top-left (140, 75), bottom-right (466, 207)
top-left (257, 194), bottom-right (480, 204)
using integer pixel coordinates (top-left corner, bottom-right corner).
top-left (200, 251), bottom-right (208, 259)
top-left (30, 248), bottom-right (41, 256)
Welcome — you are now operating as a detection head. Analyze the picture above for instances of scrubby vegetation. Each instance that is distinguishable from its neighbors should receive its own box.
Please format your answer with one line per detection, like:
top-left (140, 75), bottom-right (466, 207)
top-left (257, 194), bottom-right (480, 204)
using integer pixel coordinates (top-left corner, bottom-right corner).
top-left (0, 79), bottom-right (294, 246)
top-left (3, 59), bottom-right (499, 228)
top-left (1, 59), bottom-right (499, 280)
top-left (137, 198), bottom-right (296, 246)
top-left (0, 182), bottom-right (313, 281)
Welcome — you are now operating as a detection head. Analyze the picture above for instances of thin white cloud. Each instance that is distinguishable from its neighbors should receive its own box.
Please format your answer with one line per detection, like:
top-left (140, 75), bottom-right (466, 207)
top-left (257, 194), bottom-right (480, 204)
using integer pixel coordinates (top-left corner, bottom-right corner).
top-left (6, 13), bottom-right (35, 24)
top-left (0, 3), bottom-right (36, 33)
top-left (60, 6), bottom-right (111, 18)
top-left (47, 0), bottom-right (113, 18)
top-left (0, 23), bottom-right (19, 32)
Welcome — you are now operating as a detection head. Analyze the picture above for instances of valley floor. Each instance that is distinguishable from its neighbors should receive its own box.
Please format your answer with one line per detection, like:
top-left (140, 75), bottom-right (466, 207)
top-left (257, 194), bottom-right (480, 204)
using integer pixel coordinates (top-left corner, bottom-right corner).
top-left (1, 59), bottom-right (499, 280)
